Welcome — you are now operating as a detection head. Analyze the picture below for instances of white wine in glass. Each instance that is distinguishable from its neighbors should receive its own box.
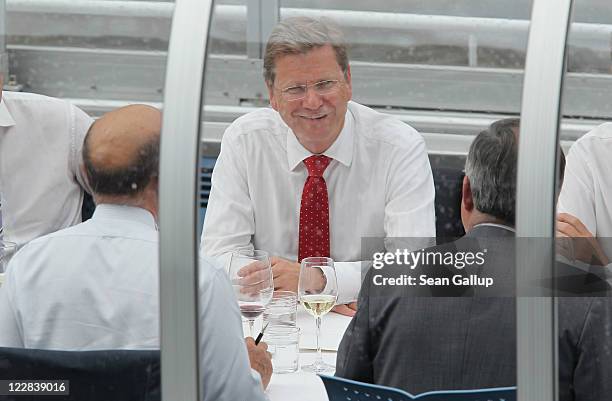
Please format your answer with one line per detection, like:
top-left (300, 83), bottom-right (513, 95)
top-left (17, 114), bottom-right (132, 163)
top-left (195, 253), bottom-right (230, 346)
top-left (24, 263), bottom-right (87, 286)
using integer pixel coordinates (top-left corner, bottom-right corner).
top-left (300, 294), bottom-right (336, 318)
top-left (298, 257), bottom-right (337, 373)
top-left (228, 249), bottom-right (274, 337)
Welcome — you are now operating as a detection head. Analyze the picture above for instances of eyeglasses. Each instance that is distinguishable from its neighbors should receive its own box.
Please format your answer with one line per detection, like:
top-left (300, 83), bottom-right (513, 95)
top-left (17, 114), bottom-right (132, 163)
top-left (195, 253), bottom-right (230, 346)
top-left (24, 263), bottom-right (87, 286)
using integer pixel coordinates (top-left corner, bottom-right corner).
top-left (278, 80), bottom-right (341, 101)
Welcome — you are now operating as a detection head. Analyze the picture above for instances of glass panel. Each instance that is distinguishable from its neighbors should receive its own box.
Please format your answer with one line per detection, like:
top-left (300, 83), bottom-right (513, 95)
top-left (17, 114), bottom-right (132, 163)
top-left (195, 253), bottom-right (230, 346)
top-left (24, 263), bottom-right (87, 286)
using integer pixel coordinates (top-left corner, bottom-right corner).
top-left (209, 0), bottom-right (248, 56)
top-left (280, 0), bottom-right (535, 117)
top-left (284, 0), bottom-right (532, 69)
top-left (0, 1), bottom-right (172, 398)
top-left (197, 2), bottom-right (273, 400)
top-left (201, 1), bottom-right (538, 117)
top-left (560, 0), bottom-right (612, 128)
top-left (556, 0), bottom-right (612, 398)
top-left (200, 1), bottom-right (531, 399)
top-left (5, 0), bottom-right (173, 108)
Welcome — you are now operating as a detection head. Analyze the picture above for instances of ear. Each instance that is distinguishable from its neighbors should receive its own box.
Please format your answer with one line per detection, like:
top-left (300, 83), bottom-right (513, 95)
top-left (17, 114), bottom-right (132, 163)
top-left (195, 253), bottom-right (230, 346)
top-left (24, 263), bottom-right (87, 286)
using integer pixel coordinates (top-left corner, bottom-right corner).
top-left (461, 175), bottom-right (474, 212)
top-left (267, 82), bottom-right (279, 111)
top-left (344, 65), bottom-right (352, 99)
top-left (80, 163), bottom-right (91, 190)
top-left (80, 163), bottom-right (98, 205)
top-left (151, 175), bottom-right (159, 191)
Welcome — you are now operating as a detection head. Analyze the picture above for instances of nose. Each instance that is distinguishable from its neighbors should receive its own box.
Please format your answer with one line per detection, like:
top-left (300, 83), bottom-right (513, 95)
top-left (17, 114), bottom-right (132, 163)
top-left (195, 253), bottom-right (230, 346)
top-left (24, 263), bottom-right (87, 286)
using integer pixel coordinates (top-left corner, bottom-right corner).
top-left (301, 86), bottom-right (323, 109)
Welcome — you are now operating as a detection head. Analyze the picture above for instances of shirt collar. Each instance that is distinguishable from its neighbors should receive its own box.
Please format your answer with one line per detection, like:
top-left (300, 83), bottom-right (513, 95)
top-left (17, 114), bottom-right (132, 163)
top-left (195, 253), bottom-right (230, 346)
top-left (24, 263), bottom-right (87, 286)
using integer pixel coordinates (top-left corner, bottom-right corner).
top-left (0, 99), bottom-right (17, 128)
top-left (472, 223), bottom-right (516, 233)
top-left (286, 105), bottom-right (355, 171)
top-left (92, 204), bottom-right (157, 230)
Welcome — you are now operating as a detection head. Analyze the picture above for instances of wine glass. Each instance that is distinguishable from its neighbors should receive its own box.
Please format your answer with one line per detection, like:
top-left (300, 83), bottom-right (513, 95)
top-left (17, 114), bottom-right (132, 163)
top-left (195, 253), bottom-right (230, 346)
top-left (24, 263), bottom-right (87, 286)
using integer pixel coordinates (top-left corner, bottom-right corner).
top-left (298, 257), bottom-right (338, 373)
top-left (228, 249), bottom-right (274, 337)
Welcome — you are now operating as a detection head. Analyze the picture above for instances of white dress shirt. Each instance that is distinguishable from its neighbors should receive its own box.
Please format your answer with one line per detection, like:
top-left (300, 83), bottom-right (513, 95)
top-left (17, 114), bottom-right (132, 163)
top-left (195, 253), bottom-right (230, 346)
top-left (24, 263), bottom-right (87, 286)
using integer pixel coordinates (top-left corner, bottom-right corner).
top-left (201, 101), bottom-right (436, 303)
top-left (0, 204), bottom-right (265, 401)
top-left (559, 123), bottom-right (612, 261)
top-left (0, 91), bottom-right (92, 253)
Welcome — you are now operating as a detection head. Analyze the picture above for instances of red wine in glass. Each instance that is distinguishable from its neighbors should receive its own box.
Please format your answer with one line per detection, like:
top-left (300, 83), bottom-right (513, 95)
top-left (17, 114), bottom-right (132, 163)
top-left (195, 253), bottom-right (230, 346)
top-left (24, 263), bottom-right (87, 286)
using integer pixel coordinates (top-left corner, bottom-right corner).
top-left (240, 304), bottom-right (266, 319)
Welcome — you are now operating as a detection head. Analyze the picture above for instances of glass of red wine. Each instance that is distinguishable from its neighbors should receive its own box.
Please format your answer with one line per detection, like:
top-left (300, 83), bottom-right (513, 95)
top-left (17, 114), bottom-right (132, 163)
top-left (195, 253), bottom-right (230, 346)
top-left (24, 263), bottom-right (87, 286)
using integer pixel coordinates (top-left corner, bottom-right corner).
top-left (228, 249), bottom-right (273, 337)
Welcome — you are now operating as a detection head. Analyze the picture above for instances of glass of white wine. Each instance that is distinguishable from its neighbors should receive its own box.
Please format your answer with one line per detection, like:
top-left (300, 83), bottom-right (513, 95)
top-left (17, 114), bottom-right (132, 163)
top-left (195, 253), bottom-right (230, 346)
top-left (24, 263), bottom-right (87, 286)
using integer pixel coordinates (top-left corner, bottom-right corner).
top-left (298, 257), bottom-right (337, 373)
top-left (228, 249), bottom-right (274, 337)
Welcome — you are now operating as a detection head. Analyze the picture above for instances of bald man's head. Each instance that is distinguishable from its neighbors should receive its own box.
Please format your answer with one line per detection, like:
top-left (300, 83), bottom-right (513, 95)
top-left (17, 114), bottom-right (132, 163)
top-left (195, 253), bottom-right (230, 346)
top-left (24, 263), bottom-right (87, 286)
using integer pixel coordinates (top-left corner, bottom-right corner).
top-left (83, 104), bottom-right (161, 198)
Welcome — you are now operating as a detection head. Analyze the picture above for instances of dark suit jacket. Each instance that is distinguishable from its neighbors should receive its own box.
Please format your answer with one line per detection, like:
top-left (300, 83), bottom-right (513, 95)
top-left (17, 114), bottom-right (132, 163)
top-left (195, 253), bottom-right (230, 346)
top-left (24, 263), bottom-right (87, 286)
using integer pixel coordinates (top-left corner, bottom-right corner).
top-left (336, 225), bottom-right (612, 400)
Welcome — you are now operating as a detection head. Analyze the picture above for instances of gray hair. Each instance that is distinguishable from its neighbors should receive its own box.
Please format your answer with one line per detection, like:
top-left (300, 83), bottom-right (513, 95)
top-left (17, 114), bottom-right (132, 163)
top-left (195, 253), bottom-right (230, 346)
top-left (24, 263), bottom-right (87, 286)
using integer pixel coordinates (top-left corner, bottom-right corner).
top-left (263, 16), bottom-right (349, 85)
top-left (465, 118), bottom-right (519, 224)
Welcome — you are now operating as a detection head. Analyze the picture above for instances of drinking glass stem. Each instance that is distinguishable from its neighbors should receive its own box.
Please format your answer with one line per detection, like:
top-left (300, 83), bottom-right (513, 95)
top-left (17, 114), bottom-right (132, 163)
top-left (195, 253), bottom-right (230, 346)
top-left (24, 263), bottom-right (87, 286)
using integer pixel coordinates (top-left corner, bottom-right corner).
top-left (315, 316), bottom-right (322, 366)
top-left (249, 319), bottom-right (255, 338)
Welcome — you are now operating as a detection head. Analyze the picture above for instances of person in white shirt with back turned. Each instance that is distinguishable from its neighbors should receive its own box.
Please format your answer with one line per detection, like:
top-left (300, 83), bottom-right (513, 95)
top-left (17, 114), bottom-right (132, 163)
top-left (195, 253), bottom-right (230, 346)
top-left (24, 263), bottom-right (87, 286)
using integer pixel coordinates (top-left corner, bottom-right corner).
top-left (201, 17), bottom-right (436, 314)
top-left (0, 75), bottom-right (93, 255)
top-left (0, 104), bottom-right (271, 401)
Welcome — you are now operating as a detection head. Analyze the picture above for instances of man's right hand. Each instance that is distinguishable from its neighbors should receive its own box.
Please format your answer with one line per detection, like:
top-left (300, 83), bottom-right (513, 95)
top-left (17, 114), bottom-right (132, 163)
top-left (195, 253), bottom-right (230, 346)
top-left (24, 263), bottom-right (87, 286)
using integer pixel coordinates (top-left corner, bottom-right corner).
top-left (245, 337), bottom-right (272, 390)
top-left (331, 302), bottom-right (358, 317)
top-left (236, 261), bottom-right (271, 295)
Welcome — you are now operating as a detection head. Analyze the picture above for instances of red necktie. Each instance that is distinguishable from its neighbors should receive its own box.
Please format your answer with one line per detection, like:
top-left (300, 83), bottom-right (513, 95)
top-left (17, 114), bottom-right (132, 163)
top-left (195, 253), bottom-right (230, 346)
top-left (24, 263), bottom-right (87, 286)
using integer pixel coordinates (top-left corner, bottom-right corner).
top-left (298, 155), bottom-right (331, 262)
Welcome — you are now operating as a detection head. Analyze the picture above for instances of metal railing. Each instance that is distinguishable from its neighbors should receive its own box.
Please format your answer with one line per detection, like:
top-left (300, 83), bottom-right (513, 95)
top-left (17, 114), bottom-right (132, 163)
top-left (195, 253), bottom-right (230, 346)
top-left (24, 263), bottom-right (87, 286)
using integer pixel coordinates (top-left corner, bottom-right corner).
top-left (5, 2), bottom-right (610, 64)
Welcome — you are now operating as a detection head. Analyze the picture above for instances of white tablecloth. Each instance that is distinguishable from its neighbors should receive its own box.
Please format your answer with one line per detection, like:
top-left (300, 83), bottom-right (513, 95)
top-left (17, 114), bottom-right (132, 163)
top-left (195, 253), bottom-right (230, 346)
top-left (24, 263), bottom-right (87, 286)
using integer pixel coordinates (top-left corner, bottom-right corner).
top-left (266, 352), bottom-right (337, 401)
top-left (297, 309), bottom-right (352, 351)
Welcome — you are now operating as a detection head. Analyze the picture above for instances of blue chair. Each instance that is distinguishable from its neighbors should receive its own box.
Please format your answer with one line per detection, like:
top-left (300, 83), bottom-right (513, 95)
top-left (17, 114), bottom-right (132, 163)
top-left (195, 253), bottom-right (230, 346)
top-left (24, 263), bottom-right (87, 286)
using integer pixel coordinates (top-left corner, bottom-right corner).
top-left (430, 164), bottom-right (466, 244)
top-left (0, 347), bottom-right (160, 401)
top-left (319, 375), bottom-right (516, 401)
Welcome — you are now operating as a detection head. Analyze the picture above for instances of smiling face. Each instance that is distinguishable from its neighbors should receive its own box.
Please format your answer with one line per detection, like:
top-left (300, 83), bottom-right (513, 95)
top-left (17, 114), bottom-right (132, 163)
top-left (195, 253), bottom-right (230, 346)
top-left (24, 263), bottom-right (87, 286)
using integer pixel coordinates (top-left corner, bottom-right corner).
top-left (267, 45), bottom-right (352, 154)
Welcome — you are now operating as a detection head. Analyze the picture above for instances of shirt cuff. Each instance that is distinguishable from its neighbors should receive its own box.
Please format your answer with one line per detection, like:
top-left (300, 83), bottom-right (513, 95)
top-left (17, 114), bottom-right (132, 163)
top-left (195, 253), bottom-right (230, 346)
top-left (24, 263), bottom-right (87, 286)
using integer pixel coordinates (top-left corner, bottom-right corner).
top-left (249, 367), bottom-right (264, 388)
top-left (321, 261), bottom-right (363, 304)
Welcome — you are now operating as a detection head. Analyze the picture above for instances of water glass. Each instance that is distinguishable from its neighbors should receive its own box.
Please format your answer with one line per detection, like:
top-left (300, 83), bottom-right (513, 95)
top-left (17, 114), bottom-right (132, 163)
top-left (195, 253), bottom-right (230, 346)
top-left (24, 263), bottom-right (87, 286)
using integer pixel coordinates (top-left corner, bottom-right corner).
top-left (264, 326), bottom-right (300, 373)
top-left (263, 290), bottom-right (297, 329)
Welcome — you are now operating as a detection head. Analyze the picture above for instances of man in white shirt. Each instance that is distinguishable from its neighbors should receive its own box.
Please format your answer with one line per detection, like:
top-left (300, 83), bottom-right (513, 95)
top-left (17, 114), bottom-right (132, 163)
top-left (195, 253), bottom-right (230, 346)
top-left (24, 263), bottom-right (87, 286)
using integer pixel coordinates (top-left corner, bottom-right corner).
top-left (0, 104), bottom-right (270, 400)
top-left (201, 17), bottom-right (436, 311)
top-left (0, 76), bottom-right (93, 254)
top-left (557, 123), bottom-right (612, 266)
